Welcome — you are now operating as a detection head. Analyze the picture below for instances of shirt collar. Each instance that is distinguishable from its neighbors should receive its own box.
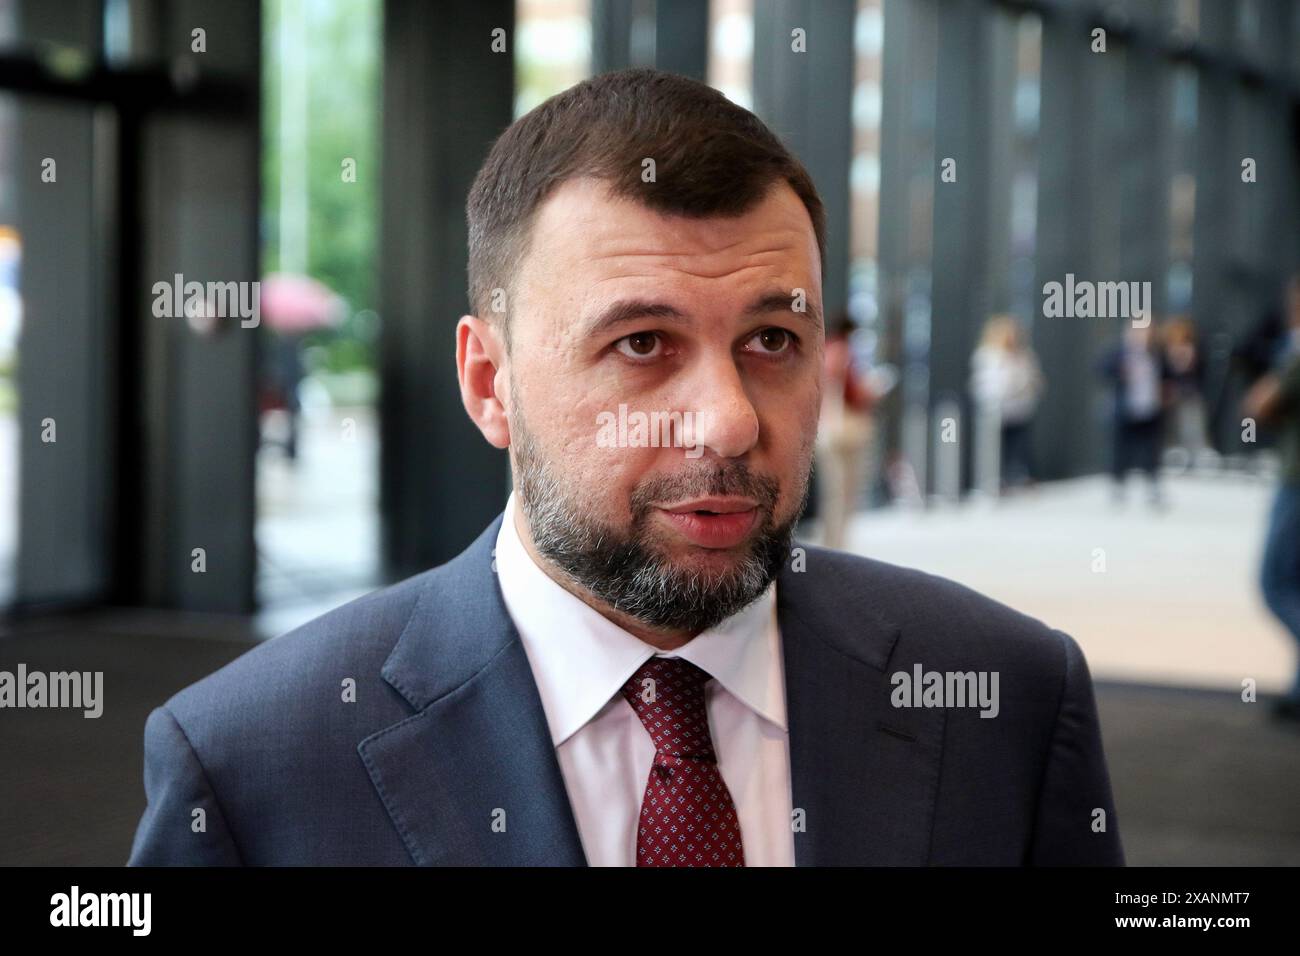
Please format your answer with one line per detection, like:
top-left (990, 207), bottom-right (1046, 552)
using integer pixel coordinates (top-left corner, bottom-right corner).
top-left (494, 490), bottom-right (786, 746)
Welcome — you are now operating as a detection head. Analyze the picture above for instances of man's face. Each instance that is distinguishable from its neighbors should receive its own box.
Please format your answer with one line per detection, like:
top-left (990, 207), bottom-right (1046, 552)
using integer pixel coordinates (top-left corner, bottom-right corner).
top-left (500, 176), bottom-right (823, 635)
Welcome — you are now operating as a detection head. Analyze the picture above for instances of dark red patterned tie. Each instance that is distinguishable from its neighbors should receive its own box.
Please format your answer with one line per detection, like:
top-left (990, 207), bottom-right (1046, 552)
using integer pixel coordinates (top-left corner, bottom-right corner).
top-left (620, 657), bottom-right (746, 867)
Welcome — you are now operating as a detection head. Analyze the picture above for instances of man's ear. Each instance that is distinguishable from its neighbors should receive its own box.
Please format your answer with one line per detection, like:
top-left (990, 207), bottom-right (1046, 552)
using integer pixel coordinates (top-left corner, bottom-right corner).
top-left (456, 315), bottom-right (510, 449)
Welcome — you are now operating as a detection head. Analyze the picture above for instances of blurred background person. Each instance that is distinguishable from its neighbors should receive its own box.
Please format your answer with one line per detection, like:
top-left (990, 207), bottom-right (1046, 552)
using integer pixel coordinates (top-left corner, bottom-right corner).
top-left (1099, 323), bottom-right (1172, 509)
top-left (256, 273), bottom-right (347, 464)
top-left (1243, 274), bottom-right (1300, 723)
top-left (970, 314), bottom-right (1044, 495)
top-left (1161, 315), bottom-right (1210, 474)
top-left (815, 312), bottom-right (877, 549)
top-left (260, 329), bottom-right (306, 462)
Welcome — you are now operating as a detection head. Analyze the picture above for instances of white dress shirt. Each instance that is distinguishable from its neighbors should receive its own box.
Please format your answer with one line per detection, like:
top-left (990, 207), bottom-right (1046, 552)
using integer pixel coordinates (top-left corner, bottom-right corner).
top-left (493, 491), bottom-right (796, 866)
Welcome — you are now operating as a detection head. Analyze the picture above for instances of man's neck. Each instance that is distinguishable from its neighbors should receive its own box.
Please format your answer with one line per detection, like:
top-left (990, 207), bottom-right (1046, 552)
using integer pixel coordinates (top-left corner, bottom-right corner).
top-left (511, 504), bottom-right (697, 652)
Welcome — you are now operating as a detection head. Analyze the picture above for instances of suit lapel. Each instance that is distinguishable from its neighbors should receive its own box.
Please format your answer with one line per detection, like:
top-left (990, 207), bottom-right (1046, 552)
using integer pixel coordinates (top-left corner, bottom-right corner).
top-left (779, 546), bottom-right (945, 865)
top-left (358, 515), bottom-right (587, 866)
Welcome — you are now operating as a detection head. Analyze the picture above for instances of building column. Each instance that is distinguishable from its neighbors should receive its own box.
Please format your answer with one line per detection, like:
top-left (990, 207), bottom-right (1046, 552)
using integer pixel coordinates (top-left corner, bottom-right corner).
top-left (591, 0), bottom-right (708, 80)
top-left (13, 1), bottom-right (111, 608)
top-left (1189, 0), bottom-right (1247, 453)
top-left (1029, 6), bottom-right (1110, 479)
top-left (928, 0), bottom-right (1015, 494)
top-left (752, 0), bottom-right (855, 323)
top-left (379, 0), bottom-right (515, 579)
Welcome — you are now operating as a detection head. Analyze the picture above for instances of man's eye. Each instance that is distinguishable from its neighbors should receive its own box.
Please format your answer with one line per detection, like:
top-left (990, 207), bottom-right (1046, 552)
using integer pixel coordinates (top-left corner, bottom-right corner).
top-left (614, 331), bottom-right (663, 359)
top-left (747, 327), bottom-right (795, 355)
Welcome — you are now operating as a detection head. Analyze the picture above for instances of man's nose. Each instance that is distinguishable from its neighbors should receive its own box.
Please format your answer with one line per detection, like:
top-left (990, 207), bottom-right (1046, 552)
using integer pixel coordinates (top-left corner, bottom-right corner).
top-left (685, 357), bottom-right (760, 459)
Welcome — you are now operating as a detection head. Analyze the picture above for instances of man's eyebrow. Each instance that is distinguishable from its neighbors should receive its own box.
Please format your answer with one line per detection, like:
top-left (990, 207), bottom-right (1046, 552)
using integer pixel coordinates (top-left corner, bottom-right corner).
top-left (743, 291), bottom-right (823, 330)
top-left (581, 291), bottom-right (823, 338)
top-left (581, 300), bottom-right (688, 338)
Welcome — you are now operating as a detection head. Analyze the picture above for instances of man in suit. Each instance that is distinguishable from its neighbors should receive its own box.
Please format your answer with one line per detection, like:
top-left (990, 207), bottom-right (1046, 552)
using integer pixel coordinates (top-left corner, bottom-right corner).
top-left (129, 69), bottom-right (1123, 866)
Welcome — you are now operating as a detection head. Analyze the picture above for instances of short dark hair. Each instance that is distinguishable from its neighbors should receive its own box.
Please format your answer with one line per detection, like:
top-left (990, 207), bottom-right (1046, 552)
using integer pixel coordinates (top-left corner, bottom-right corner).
top-left (466, 68), bottom-right (826, 350)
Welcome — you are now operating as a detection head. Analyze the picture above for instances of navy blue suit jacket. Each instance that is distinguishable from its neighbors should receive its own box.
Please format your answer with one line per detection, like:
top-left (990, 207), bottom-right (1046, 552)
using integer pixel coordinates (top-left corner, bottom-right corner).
top-left (128, 513), bottom-right (1124, 866)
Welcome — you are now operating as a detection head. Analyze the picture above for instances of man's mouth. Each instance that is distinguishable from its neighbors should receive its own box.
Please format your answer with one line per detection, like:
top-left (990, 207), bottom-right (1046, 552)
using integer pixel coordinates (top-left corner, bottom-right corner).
top-left (656, 497), bottom-right (760, 548)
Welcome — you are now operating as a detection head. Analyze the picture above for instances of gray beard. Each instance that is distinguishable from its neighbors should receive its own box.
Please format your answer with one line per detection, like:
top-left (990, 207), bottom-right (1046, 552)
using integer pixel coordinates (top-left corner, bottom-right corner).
top-left (511, 409), bottom-right (810, 634)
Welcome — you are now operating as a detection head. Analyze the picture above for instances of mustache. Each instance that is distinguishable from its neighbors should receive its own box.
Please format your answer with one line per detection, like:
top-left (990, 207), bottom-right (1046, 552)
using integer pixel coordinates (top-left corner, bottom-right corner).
top-left (628, 463), bottom-right (781, 520)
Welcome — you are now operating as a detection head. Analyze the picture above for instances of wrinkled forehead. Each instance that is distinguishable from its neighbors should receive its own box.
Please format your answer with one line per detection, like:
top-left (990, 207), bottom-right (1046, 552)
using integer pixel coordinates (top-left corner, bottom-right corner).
top-left (514, 176), bottom-right (822, 342)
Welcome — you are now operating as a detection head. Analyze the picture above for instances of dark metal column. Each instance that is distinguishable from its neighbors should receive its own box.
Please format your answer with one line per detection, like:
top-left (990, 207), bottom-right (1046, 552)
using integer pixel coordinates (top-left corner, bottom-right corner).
top-left (1117, 34), bottom-right (1173, 322)
top-left (929, 0), bottom-right (1015, 492)
top-left (12, 1), bottom-right (110, 608)
top-left (591, 0), bottom-right (708, 80)
top-left (591, 0), bottom-right (640, 73)
top-left (876, 0), bottom-right (938, 490)
top-left (379, 0), bottom-right (515, 579)
top-left (652, 0), bottom-right (709, 82)
top-left (1030, 7), bottom-right (1108, 479)
top-left (1189, 1), bottom-right (1245, 453)
top-left (752, 0), bottom-right (855, 322)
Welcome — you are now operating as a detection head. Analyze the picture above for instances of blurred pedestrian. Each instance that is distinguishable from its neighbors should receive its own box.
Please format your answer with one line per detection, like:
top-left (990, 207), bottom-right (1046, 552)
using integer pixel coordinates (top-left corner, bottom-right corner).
top-left (1162, 315), bottom-right (1209, 473)
top-left (970, 314), bottom-right (1044, 493)
top-left (1243, 274), bottom-right (1300, 723)
top-left (1099, 323), bottom-right (1172, 509)
top-left (815, 312), bottom-right (877, 549)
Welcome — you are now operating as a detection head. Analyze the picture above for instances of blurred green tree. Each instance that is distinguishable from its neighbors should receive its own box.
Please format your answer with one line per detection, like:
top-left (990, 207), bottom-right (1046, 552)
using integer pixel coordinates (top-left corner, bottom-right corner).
top-left (262, 0), bottom-right (379, 378)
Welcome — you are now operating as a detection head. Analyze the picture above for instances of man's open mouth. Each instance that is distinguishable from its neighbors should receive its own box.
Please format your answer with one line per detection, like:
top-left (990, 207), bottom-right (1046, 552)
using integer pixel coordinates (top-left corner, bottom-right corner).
top-left (656, 501), bottom-right (760, 549)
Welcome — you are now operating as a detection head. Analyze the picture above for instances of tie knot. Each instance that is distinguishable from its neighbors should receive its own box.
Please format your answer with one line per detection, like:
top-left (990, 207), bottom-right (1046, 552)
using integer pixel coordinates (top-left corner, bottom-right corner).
top-left (620, 657), bottom-right (717, 761)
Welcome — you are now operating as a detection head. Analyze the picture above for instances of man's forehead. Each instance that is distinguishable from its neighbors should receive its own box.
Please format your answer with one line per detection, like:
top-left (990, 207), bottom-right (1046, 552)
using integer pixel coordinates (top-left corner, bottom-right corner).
top-left (509, 180), bottom-right (821, 348)
top-left (524, 176), bottom-right (819, 273)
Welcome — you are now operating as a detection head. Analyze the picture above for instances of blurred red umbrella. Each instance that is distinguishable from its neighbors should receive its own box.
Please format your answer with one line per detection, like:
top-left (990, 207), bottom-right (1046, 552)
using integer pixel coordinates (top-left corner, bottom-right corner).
top-left (259, 272), bottom-right (347, 332)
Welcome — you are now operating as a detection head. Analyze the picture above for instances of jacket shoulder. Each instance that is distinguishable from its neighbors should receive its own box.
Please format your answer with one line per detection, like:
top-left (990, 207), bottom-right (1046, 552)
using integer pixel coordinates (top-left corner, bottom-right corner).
top-left (161, 567), bottom-right (436, 736)
top-left (793, 543), bottom-right (1075, 681)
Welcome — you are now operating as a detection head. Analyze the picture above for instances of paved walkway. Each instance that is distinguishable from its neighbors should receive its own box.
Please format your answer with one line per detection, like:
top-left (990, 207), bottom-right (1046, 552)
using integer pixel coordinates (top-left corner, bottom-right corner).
top-left (255, 403), bottom-right (380, 635)
top-left (836, 472), bottom-right (1297, 694)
